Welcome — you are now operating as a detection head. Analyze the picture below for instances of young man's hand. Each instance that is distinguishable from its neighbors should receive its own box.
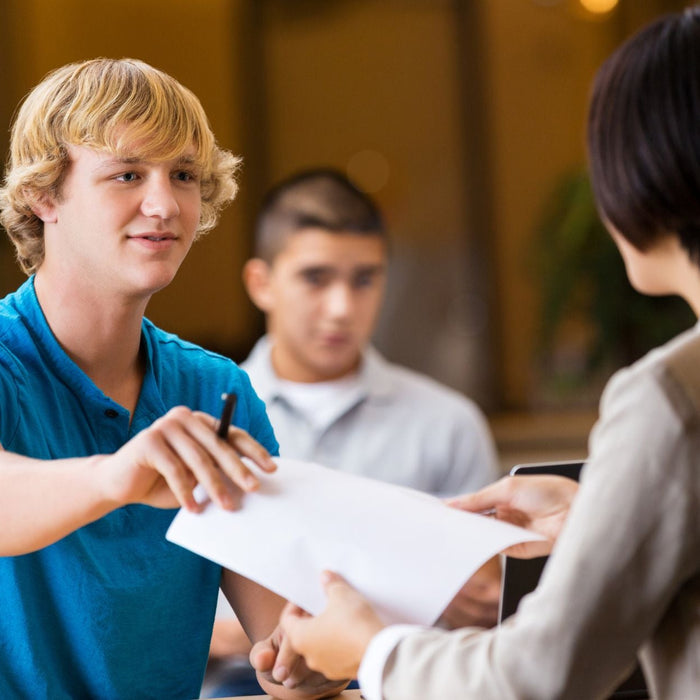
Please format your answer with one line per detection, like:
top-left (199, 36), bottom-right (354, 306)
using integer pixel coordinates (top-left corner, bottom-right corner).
top-left (437, 555), bottom-right (501, 629)
top-left (99, 406), bottom-right (276, 512)
top-left (448, 475), bottom-right (579, 559)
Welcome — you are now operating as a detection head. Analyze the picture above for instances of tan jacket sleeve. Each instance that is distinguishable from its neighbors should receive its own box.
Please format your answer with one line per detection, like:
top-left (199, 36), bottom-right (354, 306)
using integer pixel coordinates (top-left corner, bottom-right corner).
top-left (379, 335), bottom-right (700, 700)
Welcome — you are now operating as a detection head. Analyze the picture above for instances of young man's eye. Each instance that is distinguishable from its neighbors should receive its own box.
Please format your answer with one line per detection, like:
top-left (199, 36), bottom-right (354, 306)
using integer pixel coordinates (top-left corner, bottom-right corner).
top-left (174, 170), bottom-right (198, 182)
top-left (353, 271), bottom-right (378, 288)
top-left (301, 270), bottom-right (328, 286)
top-left (116, 172), bottom-right (139, 183)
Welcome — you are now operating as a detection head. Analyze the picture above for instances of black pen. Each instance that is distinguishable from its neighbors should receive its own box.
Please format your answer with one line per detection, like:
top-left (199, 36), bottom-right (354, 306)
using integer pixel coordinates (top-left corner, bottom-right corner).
top-left (216, 392), bottom-right (238, 439)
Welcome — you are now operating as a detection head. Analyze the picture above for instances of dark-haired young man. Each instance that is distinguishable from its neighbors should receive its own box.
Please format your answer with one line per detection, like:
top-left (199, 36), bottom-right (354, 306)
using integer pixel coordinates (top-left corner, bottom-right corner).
top-left (204, 168), bottom-right (500, 697)
top-left (242, 168), bottom-right (499, 498)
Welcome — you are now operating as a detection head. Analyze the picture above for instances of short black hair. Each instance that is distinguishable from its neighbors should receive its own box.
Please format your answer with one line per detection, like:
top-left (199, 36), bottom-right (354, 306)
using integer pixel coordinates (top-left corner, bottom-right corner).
top-left (587, 6), bottom-right (700, 263)
top-left (253, 168), bottom-right (387, 262)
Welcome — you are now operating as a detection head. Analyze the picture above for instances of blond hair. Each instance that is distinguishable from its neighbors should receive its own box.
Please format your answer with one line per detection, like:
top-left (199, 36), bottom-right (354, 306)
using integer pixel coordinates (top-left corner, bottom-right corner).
top-left (0, 58), bottom-right (241, 275)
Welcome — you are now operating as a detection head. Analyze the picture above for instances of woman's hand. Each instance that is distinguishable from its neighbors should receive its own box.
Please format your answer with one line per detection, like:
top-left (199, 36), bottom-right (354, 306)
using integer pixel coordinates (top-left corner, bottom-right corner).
top-left (277, 571), bottom-right (386, 681)
top-left (448, 475), bottom-right (579, 558)
top-left (249, 613), bottom-right (351, 699)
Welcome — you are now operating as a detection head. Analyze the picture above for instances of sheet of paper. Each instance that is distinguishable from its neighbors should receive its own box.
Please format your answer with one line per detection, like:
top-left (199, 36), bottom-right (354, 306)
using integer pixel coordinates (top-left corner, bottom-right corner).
top-left (166, 458), bottom-right (544, 626)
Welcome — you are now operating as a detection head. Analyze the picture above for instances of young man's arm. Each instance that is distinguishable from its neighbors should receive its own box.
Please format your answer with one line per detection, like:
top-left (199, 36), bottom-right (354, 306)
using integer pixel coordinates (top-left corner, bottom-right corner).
top-left (221, 568), bottom-right (350, 700)
top-left (0, 406), bottom-right (275, 556)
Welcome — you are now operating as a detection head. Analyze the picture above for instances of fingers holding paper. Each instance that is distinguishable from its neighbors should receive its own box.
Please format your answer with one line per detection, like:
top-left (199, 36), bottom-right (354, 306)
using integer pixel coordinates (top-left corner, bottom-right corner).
top-left (448, 475), bottom-right (579, 559)
top-left (99, 405), bottom-right (277, 513)
top-left (279, 571), bottom-right (386, 681)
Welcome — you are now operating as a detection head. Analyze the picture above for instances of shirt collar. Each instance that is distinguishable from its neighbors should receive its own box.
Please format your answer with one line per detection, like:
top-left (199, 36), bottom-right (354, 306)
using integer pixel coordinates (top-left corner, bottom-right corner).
top-left (242, 335), bottom-right (397, 403)
top-left (357, 344), bottom-right (396, 400)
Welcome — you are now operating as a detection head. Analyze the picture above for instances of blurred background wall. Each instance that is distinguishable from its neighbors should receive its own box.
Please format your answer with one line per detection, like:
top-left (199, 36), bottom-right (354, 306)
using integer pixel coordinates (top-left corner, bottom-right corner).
top-left (0, 0), bottom-right (690, 467)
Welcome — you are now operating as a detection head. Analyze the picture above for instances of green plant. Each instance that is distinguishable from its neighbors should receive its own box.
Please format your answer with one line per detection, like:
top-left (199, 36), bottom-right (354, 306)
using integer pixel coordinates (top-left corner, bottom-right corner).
top-left (532, 168), bottom-right (695, 393)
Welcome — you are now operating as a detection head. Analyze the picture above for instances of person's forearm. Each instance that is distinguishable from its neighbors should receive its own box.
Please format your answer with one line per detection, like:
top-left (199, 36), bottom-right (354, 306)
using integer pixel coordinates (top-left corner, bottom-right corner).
top-left (0, 451), bottom-right (115, 555)
top-left (221, 568), bottom-right (288, 644)
top-left (209, 618), bottom-right (253, 658)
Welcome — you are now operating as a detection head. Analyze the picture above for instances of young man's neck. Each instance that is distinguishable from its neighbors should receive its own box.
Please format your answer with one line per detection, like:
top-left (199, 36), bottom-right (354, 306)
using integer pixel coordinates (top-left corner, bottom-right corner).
top-left (269, 342), bottom-right (361, 384)
top-left (34, 270), bottom-right (147, 412)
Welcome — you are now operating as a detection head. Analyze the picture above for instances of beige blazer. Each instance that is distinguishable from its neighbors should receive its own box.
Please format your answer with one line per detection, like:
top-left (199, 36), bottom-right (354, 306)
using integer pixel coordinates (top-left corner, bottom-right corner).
top-left (380, 328), bottom-right (700, 699)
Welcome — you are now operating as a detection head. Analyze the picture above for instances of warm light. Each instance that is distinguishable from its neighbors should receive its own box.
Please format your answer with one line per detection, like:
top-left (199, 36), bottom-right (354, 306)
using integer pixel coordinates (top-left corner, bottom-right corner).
top-left (579, 0), bottom-right (618, 14)
top-left (346, 149), bottom-right (390, 193)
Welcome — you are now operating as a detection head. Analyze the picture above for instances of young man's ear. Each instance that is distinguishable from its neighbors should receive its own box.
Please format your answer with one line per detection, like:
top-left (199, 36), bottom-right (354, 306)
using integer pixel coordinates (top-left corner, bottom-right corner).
top-left (30, 196), bottom-right (58, 224)
top-left (242, 258), bottom-right (275, 312)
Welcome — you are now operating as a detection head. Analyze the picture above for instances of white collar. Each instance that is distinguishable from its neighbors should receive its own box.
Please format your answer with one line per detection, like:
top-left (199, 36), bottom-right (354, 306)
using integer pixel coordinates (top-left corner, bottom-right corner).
top-left (241, 335), bottom-right (396, 405)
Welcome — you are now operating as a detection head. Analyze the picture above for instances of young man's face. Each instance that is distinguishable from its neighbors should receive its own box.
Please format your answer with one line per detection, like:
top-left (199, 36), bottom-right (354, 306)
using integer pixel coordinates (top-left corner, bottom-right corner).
top-left (37, 143), bottom-right (202, 300)
top-left (247, 229), bottom-right (387, 382)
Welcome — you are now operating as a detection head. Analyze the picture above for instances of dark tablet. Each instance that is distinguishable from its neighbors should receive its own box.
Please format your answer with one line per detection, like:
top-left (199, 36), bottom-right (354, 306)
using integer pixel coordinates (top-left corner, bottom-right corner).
top-left (498, 461), bottom-right (648, 699)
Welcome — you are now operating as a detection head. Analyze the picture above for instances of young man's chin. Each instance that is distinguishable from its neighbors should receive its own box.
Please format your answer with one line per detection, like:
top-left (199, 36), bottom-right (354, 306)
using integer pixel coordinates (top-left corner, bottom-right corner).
top-left (131, 264), bottom-right (183, 296)
top-left (311, 358), bottom-right (361, 382)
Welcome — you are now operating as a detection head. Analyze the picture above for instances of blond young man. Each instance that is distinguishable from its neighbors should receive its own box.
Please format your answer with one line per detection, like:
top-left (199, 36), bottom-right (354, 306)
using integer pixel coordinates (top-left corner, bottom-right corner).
top-left (0, 58), bottom-right (342, 700)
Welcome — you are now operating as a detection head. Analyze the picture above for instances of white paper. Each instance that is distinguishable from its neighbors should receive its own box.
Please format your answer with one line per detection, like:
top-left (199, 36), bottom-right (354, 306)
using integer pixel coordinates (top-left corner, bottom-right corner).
top-left (166, 458), bottom-right (543, 626)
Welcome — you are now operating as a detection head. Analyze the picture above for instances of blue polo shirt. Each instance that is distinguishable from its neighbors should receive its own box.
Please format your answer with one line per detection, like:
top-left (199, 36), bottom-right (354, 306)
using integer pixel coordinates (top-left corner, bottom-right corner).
top-left (0, 278), bottom-right (278, 699)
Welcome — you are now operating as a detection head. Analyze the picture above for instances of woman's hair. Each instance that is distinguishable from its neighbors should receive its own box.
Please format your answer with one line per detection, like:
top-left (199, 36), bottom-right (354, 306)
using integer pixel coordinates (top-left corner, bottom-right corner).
top-left (0, 58), bottom-right (240, 275)
top-left (587, 7), bottom-right (700, 263)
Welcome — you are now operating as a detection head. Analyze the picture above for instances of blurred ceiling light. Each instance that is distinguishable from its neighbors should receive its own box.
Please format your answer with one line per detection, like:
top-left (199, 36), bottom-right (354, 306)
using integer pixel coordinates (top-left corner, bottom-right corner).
top-left (579, 0), bottom-right (618, 13)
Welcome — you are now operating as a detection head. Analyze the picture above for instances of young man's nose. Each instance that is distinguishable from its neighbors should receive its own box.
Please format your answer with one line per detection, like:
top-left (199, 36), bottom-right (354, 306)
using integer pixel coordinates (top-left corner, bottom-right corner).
top-left (141, 176), bottom-right (181, 219)
top-left (325, 283), bottom-right (354, 317)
